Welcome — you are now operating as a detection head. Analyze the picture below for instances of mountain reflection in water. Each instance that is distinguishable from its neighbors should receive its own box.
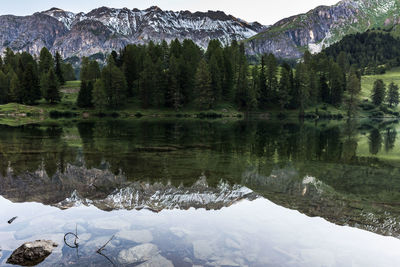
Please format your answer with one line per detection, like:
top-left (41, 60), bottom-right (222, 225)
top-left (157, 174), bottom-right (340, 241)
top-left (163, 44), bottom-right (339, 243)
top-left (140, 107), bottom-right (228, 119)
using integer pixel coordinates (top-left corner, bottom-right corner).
top-left (1, 119), bottom-right (400, 266)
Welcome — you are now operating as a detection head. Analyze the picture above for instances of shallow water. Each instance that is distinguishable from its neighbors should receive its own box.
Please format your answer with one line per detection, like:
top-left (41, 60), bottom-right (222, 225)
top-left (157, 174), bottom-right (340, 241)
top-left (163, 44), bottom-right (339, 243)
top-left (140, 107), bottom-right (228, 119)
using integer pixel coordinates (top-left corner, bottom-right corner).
top-left (1, 119), bottom-right (400, 266)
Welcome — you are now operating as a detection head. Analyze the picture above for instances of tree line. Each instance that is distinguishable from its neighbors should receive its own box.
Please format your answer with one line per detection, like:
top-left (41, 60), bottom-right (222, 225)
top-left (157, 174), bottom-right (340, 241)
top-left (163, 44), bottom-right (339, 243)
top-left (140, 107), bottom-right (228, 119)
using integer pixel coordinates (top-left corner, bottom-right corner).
top-left (0, 48), bottom-right (75, 105)
top-left (77, 39), bottom-right (364, 116)
top-left (323, 30), bottom-right (400, 75)
top-left (77, 39), bottom-right (255, 111)
top-left (0, 38), bottom-right (383, 117)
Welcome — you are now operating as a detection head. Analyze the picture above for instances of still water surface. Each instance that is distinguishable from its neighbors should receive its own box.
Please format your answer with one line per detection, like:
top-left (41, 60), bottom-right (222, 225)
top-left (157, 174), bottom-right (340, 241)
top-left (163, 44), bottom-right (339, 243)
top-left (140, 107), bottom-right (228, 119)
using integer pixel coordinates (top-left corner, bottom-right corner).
top-left (1, 119), bottom-right (400, 266)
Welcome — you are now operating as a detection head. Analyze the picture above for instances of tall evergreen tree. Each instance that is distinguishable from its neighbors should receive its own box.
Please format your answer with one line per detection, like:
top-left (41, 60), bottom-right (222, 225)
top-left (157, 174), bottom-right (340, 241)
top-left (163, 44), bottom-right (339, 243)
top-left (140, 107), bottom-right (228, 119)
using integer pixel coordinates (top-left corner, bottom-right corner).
top-left (55, 52), bottom-right (65, 85)
top-left (139, 55), bottom-right (156, 108)
top-left (93, 79), bottom-right (107, 111)
top-left (0, 71), bottom-right (8, 104)
top-left (222, 48), bottom-right (234, 102)
top-left (39, 47), bottom-right (54, 74)
top-left (235, 44), bottom-right (251, 110)
top-left (345, 69), bottom-right (361, 117)
top-left (8, 71), bottom-right (20, 103)
top-left (80, 58), bottom-right (101, 82)
top-left (194, 59), bottom-right (214, 110)
top-left (329, 62), bottom-right (344, 106)
top-left (372, 79), bottom-right (386, 106)
top-left (265, 53), bottom-right (278, 104)
top-left (45, 68), bottom-right (61, 104)
top-left (387, 82), bottom-right (399, 108)
top-left (295, 62), bottom-right (310, 116)
top-left (166, 55), bottom-right (182, 110)
top-left (77, 80), bottom-right (93, 108)
top-left (319, 73), bottom-right (330, 103)
top-left (21, 63), bottom-right (41, 104)
top-left (258, 55), bottom-right (268, 109)
top-left (102, 57), bottom-right (127, 109)
top-left (278, 65), bottom-right (292, 110)
top-left (61, 63), bottom-right (76, 81)
top-left (209, 54), bottom-right (222, 102)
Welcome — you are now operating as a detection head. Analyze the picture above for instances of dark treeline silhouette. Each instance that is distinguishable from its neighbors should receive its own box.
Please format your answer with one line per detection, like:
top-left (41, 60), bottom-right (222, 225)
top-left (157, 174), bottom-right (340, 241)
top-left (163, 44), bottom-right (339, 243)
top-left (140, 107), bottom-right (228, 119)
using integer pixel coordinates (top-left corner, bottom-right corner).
top-left (0, 48), bottom-right (75, 105)
top-left (78, 39), bottom-right (362, 114)
top-left (323, 30), bottom-right (400, 75)
top-left (78, 39), bottom-right (257, 111)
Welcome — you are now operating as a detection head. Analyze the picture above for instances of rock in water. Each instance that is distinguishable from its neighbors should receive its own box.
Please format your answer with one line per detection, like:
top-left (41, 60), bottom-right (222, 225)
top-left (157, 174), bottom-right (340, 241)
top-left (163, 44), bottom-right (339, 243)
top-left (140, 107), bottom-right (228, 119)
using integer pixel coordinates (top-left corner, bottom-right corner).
top-left (118, 243), bottom-right (173, 266)
top-left (6, 240), bottom-right (58, 266)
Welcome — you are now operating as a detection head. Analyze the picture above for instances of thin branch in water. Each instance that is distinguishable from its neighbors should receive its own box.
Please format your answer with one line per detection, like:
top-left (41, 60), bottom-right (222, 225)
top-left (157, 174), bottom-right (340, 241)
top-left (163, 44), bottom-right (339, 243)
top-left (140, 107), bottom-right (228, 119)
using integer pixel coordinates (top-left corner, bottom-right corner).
top-left (8, 217), bottom-right (17, 224)
top-left (64, 232), bottom-right (79, 249)
top-left (96, 235), bottom-right (115, 253)
top-left (97, 250), bottom-right (116, 267)
top-left (96, 235), bottom-right (116, 266)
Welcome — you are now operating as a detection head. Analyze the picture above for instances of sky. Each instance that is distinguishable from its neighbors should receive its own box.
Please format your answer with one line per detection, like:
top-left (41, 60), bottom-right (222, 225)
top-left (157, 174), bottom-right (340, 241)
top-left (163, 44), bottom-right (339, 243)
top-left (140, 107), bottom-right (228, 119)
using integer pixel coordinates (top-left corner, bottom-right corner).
top-left (0, 0), bottom-right (340, 25)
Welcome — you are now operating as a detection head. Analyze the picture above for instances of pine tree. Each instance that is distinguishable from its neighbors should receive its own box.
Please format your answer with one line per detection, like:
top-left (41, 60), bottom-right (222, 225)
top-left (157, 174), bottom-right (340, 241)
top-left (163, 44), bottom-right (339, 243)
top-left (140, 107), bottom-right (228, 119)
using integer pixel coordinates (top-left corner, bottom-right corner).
top-left (39, 47), bottom-right (54, 74)
top-left (102, 56), bottom-right (127, 109)
top-left (222, 48), bottom-right (234, 102)
top-left (209, 54), bottom-right (222, 102)
top-left (153, 58), bottom-right (166, 108)
top-left (88, 61), bottom-right (101, 80)
top-left (139, 55), bottom-right (156, 108)
top-left (40, 73), bottom-right (49, 99)
top-left (166, 56), bottom-right (182, 110)
top-left (387, 82), bottom-right (399, 108)
top-left (45, 68), bottom-right (61, 104)
top-left (4, 48), bottom-right (16, 69)
top-left (248, 66), bottom-right (259, 111)
top-left (278, 65), bottom-right (292, 110)
top-left (80, 58), bottom-right (100, 82)
top-left (8, 71), bottom-right (20, 103)
top-left (194, 59), bottom-right (214, 110)
top-left (0, 71), bottom-right (8, 104)
top-left (319, 73), bottom-right (330, 103)
top-left (372, 79), bottom-right (386, 106)
top-left (80, 57), bottom-right (90, 81)
top-left (235, 44), bottom-right (251, 110)
top-left (55, 52), bottom-right (65, 85)
top-left (61, 63), bottom-right (76, 81)
top-left (265, 53), bottom-right (278, 104)
top-left (295, 63), bottom-right (310, 116)
top-left (93, 79), bottom-right (107, 111)
top-left (345, 69), bottom-right (361, 117)
top-left (258, 55), bottom-right (268, 109)
top-left (77, 80), bottom-right (93, 108)
top-left (21, 63), bottom-right (41, 104)
top-left (329, 62), bottom-right (344, 106)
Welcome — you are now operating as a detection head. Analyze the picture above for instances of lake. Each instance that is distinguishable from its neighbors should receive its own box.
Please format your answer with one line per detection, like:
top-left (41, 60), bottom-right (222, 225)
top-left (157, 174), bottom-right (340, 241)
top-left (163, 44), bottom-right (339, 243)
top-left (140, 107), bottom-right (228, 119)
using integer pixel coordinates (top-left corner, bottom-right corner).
top-left (1, 119), bottom-right (400, 266)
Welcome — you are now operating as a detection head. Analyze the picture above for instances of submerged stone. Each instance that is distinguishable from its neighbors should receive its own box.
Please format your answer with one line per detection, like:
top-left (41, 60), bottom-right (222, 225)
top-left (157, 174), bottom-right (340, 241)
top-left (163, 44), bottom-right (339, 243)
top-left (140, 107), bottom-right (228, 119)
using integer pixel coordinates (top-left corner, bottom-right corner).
top-left (6, 240), bottom-right (58, 266)
top-left (117, 243), bottom-right (173, 266)
top-left (118, 243), bottom-right (159, 264)
top-left (116, 230), bottom-right (153, 243)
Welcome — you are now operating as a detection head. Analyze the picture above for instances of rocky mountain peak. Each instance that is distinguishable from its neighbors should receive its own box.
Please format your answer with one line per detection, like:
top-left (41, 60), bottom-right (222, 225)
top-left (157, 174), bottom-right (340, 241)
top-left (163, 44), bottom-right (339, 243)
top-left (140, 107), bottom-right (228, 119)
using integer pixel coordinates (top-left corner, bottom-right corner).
top-left (145, 6), bottom-right (162, 12)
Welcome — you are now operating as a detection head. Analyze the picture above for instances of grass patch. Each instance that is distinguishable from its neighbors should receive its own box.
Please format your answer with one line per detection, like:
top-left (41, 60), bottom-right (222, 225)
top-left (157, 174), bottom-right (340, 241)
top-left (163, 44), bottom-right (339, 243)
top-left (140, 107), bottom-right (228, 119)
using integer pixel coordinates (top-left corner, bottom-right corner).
top-left (361, 67), bottom-right (400, 105)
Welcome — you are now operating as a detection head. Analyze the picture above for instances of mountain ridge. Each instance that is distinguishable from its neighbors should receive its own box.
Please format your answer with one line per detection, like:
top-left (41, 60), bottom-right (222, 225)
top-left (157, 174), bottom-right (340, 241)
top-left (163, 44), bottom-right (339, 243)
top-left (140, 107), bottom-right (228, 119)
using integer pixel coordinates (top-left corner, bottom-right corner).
top-left (0, 6), bottom-right (267, 59)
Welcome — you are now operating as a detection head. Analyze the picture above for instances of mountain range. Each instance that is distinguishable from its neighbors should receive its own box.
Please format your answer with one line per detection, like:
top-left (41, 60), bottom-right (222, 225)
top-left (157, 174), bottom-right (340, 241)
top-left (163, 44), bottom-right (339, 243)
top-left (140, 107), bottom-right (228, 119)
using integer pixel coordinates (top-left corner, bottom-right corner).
top-left (0, 0), bottom-right (399, 60)
top-left (0, 6), bottom-right (266, 59)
